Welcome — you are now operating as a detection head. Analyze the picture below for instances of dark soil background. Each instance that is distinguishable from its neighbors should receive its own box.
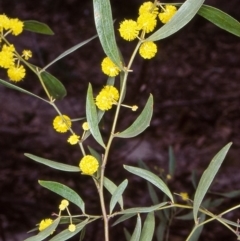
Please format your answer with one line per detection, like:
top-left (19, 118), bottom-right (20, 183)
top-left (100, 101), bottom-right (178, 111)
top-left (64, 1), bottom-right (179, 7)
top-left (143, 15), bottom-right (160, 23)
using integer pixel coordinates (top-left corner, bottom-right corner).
top-left (0, 0), bottom-right (240, 240)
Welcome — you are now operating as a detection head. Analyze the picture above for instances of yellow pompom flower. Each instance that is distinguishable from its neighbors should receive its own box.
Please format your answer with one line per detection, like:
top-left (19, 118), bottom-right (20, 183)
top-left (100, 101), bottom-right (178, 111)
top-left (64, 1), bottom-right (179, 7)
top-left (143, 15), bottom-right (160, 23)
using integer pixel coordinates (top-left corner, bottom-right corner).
top-left (137, 12), bottom-right (157, 34)
top-left (53, 115), bottom-right (72, 133)
top-left (79, 155), bottom-right (99, 175)
top-left (159, 5), bottom-right (177, 24)
top-left (180, 192), bottom-right (189, 201)
top-left (7, 65), bottom-right (26, 82)
top-left (0, 44), bottom-right (15, 69)
top-left (0, 14), bottom-right (10, 31)
top-left (139, 41), bottom-right (157, 59)
top-left (119, 20), bottom-right (139, 41)
top-left (68, 224), bottom-right (76, 232)
top-left (39, 219), bottom-right (53, 231)
top-left (101, 57), bottom-right (120, 77)
top-left (82, 122), bottom-right (90, 131)
top-left (139, 2), bottom-right (158, 15)
top-left (22, 50), bottom-right (32, 60)
top-left (8, 18), bottom-right (24, 35)
top-left (59, 199), bottom-right (69, 211)
top-left (95, 85), bottom-right (119, 111)
top-left (67, 134), bottom-right (80, 145)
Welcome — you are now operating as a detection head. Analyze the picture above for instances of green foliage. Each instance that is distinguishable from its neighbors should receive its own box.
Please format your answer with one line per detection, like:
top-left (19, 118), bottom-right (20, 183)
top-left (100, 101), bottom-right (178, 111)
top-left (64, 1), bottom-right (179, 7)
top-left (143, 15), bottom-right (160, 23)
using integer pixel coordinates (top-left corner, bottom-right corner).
top-left (1, 1), bottom-right (240, 241)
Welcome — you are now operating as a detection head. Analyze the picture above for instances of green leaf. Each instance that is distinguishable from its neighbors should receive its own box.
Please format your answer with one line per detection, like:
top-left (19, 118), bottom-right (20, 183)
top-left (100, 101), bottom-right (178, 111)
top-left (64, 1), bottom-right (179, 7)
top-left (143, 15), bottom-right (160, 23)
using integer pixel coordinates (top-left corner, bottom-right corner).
top-left (147, 0), bottom-right (205, 41)
top-left (39, 181), bottom-right (85, 213)
top-left (110, 179), bottom-right (128, 214)
top-left (124, 165), bottom-right (174, 202)
top-left (24, 217), bottom-right (60, 241)
top-left (118, 203), bottom-right (168, 215)
top-left (115, 94), bottom-right (153, 138)
top-left (48, 219), bottom-right (89, 241)
top-left (43, 35), bottom-right (97, 71)
top-left (168, 146), bottom-right (176, 177)
top-left (156, 221), bottom-right (166, 241)
top-left (139, 212), bottom-right (155, 241)
top-left (93, 0), bottom-right (122, 68)
top-left (176, 211), bottom-right (193, 220)
top-left (112, 213), bottom-right (136, 227)
top-left (86, 83), bottom-right (105, 148)
top-left (103, 177), bottom-right (124, 209)
top-left (124, 228), bottom-right (131, 241)
top-left (107, 76), bottom-right (115, 86)
top-left (24, 20), bottom-right (54, 35)
top-left (40, 71), bottom-right (67, 99)
top-left (198, 5), bottom-right (240, 37)
top-left (193, 143), bottom-right (232, 223)
top-left (0, 78), bottom-right (48, 103)
top-left (130, 215), bottom-right (141, 241)
top-left (25, 153), bottom-right (80, 172)
top-left (210, 190), bottom-right (240, 198)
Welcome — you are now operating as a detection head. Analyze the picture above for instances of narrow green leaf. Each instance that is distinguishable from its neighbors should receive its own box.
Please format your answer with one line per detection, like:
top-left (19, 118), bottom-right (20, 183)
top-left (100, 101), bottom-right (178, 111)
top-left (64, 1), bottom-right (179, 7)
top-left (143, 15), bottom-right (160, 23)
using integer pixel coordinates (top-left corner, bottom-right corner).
top-left (115, 94), bottom-right (153, 138)
top-left (168, 146), bottom-right (176, 177)
top-left (191, 169), bottom-right (198, 189)
top-left (39, 181), bottom-right (85, 213)
top-left (156, 221), bottom-right (166, 241)
top-left (103, 177), bottom-right (124, 209)
top-left (130, 215), bottom-right (141, 241)
top-left (188, 213), bottom-right (206, 241)
top-left (110, 179), bottom-right (128, 214)
top-left (124, 165), bottom-right (174, 202)
top-left (25, 153), bottom-right (80, 172)
top-left (176, 211), bottom-right (193, 220)
top-left (43, 35), bottom-right (97, 71)
top-left (107, 76), bottom-right (115, 86)
top-left (193, 143), bottom-right (232, 223)
top-left (112, 213), bottom-right (136, 227)
top-left (49, 219), bottom-right (89, 241)
top-left (24, 20), bottom-right (54, 35)
top-left (93, 0), bottom-right (122, 68)
top-left (198, 5), bottom-right (240, 37)
top-left (0, 78), bottom-right (48, 103)
top-left (124, 228), bottom-right (131, 241)
top-left (86, 83), bottom-right (105, 148)
top-left (40, 71), bottom-right (67, 99)
top-left (139, 212), bottom-right (155, 241)
top-left (79, 227), bottom-right (86, 241)
top-left (118, 203), bottom-right (168, 215)
top-left (24, 217), bottom-right (60, 241)
top-left (147, 0), bottom-right (205, 41)
top-left (210, 190), bottom-right (240, 198)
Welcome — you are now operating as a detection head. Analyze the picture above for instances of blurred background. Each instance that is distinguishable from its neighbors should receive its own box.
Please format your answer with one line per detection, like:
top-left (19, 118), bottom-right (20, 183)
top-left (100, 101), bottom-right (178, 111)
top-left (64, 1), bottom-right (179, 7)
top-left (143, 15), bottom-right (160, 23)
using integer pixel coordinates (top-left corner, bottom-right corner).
top-left (0, 0), bottom-right (240, 240)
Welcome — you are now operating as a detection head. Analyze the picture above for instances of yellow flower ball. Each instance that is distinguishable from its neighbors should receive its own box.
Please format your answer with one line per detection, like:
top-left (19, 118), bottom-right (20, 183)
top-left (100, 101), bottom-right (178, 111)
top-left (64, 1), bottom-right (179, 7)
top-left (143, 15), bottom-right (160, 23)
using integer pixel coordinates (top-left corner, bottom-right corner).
top-left (9, 18), bottom-right (24, 35)
top-left (0, 14), bottom-right (10, 31)
top-left (39, 218), bottom-right (53, 231)
top-left (139, 41), bottom-right (157, 59)
top-left (82, 122), bottom-right (90, 131)
top-left (180, 192), bottom-right (189, 201)
top-left (7, 65), bottom-right (26, 82)
top-left (22, 50), bottom-right (32, 60)
top-left (67, 134), bottom-right (80, 145)
top-left (101, 57), bottom-right (120, 77)
top-left (159, 5), bottom-right (177, 24)
top-left (53, 115), bottom-right (72, 133)
top-left (95, 85), bottom-right (119, 111)
top-left (79, 155), bottom-right (99, 175)
top-left (137, 12), bottom-right (157, 34)
top-left (139, 2), bottom-right (158, 15)
top-left (0, 44), bottom-right (15, 69)
top-left (68, 224), bottom-right (76, 232)
top-left (59, 199), bottom-right (69, 210)
top-left (119, 19), bottom-right (139, 41)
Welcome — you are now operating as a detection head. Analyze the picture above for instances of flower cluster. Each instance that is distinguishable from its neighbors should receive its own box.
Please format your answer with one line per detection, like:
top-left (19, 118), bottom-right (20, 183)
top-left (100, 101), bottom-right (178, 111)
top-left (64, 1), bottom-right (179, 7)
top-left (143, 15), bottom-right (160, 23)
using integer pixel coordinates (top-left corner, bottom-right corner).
top-left (0, 14), bottom-right (24, 36)
top-left (95, 85), bottom-right (119, 111)
top-left (59, 199), bottom-right (69, 211)
top-left (118, 1), bottom-right (177, 59)
top-left (79, 155), bottom-right (99, 175)
top-left (0, 14), bottom-right (32, 82)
